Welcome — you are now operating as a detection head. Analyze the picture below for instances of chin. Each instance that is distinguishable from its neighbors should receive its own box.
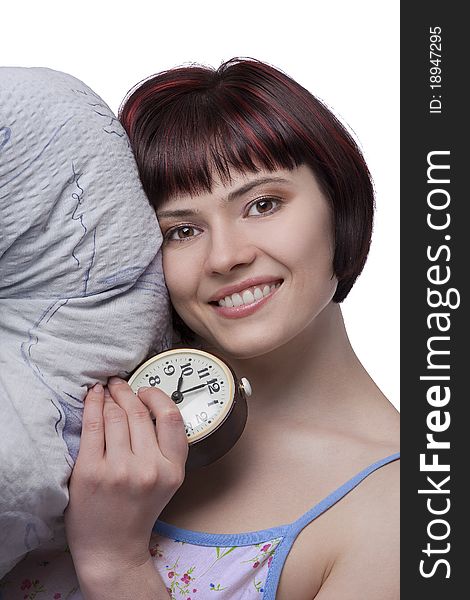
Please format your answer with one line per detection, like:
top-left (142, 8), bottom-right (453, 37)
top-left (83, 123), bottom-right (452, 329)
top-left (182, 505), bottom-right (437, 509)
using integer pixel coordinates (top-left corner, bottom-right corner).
top-left (207, 326), bottom-right (296, 361)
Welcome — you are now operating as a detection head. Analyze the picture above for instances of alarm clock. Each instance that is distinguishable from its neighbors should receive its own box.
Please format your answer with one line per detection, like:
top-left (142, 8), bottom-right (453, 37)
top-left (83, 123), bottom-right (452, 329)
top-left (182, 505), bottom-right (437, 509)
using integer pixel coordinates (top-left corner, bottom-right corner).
top-left (127, 348), bottom-right (252, 470)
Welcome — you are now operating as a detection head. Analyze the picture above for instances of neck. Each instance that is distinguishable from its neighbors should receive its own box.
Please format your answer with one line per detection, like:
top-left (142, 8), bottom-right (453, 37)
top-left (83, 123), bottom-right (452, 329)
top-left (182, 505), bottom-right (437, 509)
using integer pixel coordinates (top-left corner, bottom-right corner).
top-left (198, 302), bottom-right (379, 425)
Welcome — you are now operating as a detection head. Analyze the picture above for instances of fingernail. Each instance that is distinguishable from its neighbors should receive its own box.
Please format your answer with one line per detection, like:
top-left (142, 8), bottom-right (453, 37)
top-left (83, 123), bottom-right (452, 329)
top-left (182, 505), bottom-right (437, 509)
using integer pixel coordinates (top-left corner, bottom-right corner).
top-left (138, 387), bottom-right (151, 395)
top-left (93, 383), bottom-right (103, 392)
top-left (108, 377), bottom-right (122, 384)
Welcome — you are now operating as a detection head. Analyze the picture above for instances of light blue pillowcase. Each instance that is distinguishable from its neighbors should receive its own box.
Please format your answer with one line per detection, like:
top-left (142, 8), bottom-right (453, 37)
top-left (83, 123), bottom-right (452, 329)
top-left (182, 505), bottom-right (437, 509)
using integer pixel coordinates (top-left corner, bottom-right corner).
top-left (0, 67), bottom-right (171, 576)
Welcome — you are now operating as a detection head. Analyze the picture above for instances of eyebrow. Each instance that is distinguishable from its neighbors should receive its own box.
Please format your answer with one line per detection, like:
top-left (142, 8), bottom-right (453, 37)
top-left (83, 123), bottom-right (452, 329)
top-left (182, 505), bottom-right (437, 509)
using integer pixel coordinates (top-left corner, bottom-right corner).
top-left (157, 176), bottom-right (292, 219)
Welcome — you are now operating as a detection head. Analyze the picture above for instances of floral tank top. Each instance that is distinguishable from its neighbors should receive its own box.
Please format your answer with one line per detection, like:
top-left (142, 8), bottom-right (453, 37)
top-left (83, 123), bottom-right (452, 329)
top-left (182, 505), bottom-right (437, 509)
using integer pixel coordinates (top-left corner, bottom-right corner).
top-left (0, 453), bottom-right (399, 600)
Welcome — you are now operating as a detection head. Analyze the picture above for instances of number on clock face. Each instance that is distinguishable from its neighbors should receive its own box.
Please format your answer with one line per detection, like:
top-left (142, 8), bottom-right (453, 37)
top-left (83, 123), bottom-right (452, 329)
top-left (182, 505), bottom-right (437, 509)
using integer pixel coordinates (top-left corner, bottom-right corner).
top-left (129, 352), bottom-right (232, 439)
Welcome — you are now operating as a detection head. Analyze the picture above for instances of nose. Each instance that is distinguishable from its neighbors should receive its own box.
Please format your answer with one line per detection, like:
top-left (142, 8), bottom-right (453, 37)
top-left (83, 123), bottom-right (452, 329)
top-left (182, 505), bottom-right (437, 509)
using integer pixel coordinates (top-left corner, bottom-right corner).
top-left (204, 221), bottom-right (257, 275)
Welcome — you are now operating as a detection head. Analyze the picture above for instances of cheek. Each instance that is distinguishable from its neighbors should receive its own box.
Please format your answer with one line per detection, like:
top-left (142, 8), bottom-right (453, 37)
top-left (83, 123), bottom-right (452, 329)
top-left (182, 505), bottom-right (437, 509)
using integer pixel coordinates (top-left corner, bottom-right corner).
top-left (281, 211), bottom-right (337, 303)
top-left (274, 209), bottom-right (335, 272)
top-left (162, 252), bottom-right (197, 308)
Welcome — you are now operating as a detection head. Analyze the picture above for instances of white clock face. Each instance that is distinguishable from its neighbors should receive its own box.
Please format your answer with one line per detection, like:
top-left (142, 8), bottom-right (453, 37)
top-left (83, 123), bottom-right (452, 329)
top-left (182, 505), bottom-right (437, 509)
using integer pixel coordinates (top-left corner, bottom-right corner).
top-left (128, 349), bottom-right (235, 443)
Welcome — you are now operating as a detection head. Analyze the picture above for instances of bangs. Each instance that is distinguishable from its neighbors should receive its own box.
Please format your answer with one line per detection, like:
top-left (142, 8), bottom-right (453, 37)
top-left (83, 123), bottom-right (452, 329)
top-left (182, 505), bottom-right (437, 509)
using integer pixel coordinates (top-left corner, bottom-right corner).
top-left (125, 79), bottom-right (307, 208)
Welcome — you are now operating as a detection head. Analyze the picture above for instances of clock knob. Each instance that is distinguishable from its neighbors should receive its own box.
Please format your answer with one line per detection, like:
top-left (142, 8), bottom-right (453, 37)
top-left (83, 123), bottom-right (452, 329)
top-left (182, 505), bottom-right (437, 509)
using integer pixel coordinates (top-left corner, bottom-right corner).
top-left (239, 377), bottom-right (252, 398)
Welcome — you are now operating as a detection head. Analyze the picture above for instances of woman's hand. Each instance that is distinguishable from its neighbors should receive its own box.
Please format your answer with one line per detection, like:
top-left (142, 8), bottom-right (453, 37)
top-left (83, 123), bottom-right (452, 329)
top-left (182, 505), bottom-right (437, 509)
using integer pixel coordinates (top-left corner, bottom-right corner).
top-left (64, 378), bottom-right (188, 581)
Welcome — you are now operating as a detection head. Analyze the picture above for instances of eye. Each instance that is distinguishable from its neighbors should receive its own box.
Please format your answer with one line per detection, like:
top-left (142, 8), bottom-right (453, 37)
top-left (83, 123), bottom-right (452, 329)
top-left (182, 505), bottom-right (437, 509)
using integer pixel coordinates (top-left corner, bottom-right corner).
top-left (164, 225), bottom-right (202, 243)
top-left (246, 197), bottom-right (282, 217)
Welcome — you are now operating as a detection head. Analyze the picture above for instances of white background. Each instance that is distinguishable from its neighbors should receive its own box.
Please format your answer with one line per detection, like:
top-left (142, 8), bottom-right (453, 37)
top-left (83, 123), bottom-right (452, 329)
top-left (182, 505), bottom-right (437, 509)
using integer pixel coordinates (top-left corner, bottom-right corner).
top-left (2, 1), bottom-right (399, 408)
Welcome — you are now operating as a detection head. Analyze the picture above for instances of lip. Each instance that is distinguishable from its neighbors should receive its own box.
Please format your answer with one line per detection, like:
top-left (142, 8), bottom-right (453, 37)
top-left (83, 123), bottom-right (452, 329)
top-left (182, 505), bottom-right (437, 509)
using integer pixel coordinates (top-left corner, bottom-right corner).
top-left (208, 277), bottom-right (284, 303)
top-left (210, 281), bottom-right (282, 319)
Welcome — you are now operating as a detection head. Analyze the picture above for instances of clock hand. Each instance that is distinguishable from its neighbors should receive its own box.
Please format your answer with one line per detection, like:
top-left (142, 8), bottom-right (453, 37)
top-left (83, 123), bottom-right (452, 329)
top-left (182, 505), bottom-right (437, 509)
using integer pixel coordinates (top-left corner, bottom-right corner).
top-left (176, 374), bottom-right (184, 392)
top-left (180, 383), bottom-right (208, 394)
top-left (171, 374), bottom-right (185, 403)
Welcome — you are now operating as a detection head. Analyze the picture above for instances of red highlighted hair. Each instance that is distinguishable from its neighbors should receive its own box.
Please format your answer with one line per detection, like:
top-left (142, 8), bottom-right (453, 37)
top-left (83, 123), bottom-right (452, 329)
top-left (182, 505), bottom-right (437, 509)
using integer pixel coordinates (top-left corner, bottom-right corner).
top-left (119, 57), bottom-right (374, 305)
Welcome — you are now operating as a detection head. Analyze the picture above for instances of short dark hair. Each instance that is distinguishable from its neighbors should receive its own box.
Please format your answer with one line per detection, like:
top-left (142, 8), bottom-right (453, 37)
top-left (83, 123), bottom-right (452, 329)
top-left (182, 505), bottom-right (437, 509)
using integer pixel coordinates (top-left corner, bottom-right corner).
top-left (119, 57), bottom-right (375, 341)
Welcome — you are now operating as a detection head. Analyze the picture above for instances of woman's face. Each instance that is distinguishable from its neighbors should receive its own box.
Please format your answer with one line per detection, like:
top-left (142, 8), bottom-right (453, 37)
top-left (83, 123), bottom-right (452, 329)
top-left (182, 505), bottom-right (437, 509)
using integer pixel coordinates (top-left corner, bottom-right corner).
top-left (157, 164), bottom-right (338, 359)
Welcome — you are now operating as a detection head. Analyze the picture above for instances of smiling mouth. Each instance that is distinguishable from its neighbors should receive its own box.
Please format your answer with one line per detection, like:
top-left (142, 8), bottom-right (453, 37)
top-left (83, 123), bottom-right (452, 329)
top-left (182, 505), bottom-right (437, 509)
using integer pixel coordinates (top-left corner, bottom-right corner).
top-left (209, 280), bottom-right (283, 308)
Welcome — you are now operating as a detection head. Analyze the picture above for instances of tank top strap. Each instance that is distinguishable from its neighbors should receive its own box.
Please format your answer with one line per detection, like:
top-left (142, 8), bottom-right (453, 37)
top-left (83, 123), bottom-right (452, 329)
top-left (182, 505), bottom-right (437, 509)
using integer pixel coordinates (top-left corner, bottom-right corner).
top-left (290, 451), bottom-right (400, 535)
top-left (262, 452), bottom-right (400, 598)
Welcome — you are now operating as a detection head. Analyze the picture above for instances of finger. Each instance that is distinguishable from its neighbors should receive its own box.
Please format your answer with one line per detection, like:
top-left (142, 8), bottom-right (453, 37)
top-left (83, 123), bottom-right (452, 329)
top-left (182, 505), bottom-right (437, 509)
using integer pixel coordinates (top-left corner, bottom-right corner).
top-left (138, 387), bottom-right (189, 466)
top-left (78, 383), bottom-right (105, 461)
top-left (107, 377), bottom-right (159, 456)
top-left (102, 385), bottom-right (132, 461)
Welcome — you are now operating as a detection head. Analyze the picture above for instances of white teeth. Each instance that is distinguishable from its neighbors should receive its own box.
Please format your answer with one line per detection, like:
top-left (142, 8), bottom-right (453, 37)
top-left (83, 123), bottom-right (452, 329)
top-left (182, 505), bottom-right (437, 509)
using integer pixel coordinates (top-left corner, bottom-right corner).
top-left (231, 293), bottom-right (243, 307)
top-left (217, 281), bottom-right (282, 307)
top-left (242, 290), bottom-right (255, 305)
top-left (253, 287), bottom-right (263, 300)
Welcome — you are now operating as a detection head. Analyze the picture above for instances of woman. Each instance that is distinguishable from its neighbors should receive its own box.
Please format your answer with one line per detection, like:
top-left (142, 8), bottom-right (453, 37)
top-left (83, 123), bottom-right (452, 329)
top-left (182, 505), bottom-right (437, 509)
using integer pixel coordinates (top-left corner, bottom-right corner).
top-left (7, 58), bottom-right (399, 599)
top-left (70, 57), bottom-right (399, 599)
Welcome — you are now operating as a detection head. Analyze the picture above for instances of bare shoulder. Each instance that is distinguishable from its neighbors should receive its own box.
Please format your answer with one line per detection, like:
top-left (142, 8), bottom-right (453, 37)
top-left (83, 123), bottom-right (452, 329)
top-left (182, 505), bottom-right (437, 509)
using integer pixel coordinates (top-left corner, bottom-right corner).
top-left (313, 457), bottom-right (400, 599)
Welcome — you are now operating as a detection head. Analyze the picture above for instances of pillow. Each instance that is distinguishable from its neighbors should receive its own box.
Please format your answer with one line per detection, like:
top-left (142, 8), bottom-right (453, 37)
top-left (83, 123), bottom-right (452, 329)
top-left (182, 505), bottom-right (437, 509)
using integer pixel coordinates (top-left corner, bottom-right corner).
top-left (0, 67), bottom-right (171, 576)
